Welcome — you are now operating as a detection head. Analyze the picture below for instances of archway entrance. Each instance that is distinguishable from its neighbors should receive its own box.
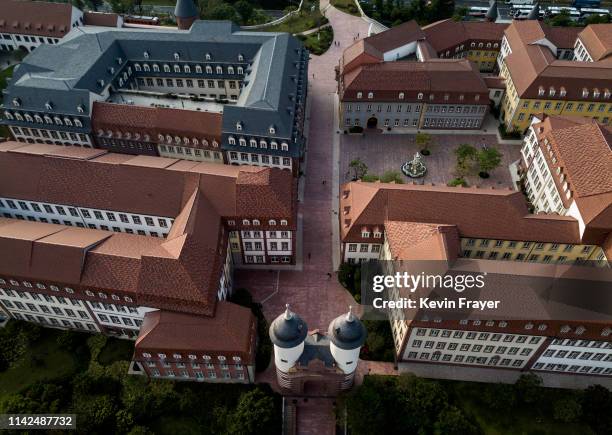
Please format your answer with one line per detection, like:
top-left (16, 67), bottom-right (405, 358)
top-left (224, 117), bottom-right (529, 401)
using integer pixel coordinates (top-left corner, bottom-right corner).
top-left (367, 117), bottom-right (378, 128)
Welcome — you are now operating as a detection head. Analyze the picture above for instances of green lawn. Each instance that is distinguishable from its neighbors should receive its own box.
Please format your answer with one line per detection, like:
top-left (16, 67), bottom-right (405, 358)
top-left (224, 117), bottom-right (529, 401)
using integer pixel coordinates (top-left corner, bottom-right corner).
top-left (331, 0), bottom-right (360, 16)
top-left (97, 337), bottom-right (135, 366)
top-left (0, 328), bottom-right (80, 395)
top-left (297, 26), bottom-right (333, 55)
top-left (263, 1), bottom-right (326, 34)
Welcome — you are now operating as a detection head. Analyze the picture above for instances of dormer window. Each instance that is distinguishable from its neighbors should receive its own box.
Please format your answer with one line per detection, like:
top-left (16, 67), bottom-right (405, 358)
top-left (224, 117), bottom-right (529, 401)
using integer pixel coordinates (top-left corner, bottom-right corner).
top-left (548, 87), bottom-right (555, 96)
top-left (143, 64), bottom-right (150, 72)
top-left (174, 65), bottom-right (180, 73)
top-left (475, 95), bottom-right (480, 101)
top-left (398, 92), bottom-right (404, 99)
top-left (429, 94), bottom-right (434, 101)
top-left (253, 219), bottom-right (260, 226)
top-left (144, 51), bottom-right (150, 59)
top-left (357, 92), bottom-right (362, 99)
top-left (582, 88), bottom-right (589, 98)
top-left (559, 87), bottom-right (566, 97)
top-left (280, 219), bottom-right (288, 226)
top-left (417, 93), bottom-right (423, 100)
top-left (605, 89), bottom-right (611, 99)
top-left (184, 65), bottom-right (191, 73)
top-left (459, 94), bottom-right (464, 101)
top-left (238, 54), bottom-right (244, 61)
top-left (108, 67), bottom-right (115, 74)
top-left (242, 219), bottom-right (250, 225)
top-left (117, 57), bottom-right (123, 64)
top-left (239, 138), bottom-right (246, 146)
top-left (269, 125), bottom-right (276, 134)
top-left (250, 139), bottom-right (257, 147)
top-left (205, 53), bottom-right (211, 61)
top-left (237, 66), bottom-right (243, 75)
top-left (538, 87), bottom-right (545, 96)
top-left (269, 219), bottom-right (276, 225)
top-left (367, 92), bottom-right (373, 99)
top-left (164, 64), bottom-right (170, 72)
top-left (593, 88), bottom-right (600, 98)
top-left (134, 63), bottom-right (142, 71)
top-left (4, 111), bottom-right (13, 119)
top-left (174, 52), bottom-right (180, 60)
top-left (216, 66), bottom-right (223, 74)
top-left (228, 66), bottom-right (234, 74)
top-left (228, 136), bottom-right (236, 145)
top-left (34, 114), bottom-right (42, 123)
top-left (236, 122), bottom-right (243, 131)
top-left (12, 98), bottom-right (20, 107)
top-left (206, 65), bottom-right (212, 73)
top-left (195, 65), bottom-right (202, 73)
top-left (77, 105), bottom-right (84, 113)
top-left (444, 94), bottom-right (449, 101)
top-left (24, 114), bottom-right (33, 122)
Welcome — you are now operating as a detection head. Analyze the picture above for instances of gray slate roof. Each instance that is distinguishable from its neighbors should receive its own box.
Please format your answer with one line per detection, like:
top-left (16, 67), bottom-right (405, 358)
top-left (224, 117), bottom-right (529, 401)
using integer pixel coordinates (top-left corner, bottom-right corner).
top-left (2, 21), bottom-right (306, 140)
top-left (269, 307), bottom-right (308, 349)
top-left (327, 310), bottom-right (367, 350)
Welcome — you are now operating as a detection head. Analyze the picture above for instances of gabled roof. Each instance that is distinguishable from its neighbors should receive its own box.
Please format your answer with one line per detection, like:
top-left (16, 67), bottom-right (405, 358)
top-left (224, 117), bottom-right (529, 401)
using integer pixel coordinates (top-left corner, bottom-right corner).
top-left (384, 221), bottom-right (459, 261)
top-left (365, 20), bottom-right (425, 53)
top-left (0, 0), bottom-right (75, 38)
top-left (578, 24), bottom-right (612, 61)
top-left (502, 21), bottom-right (612, 100)
top-left (134, 302), bottom-right (255, 355)
top-left (340, 181), bottom-right (582, 244)
top-left (0, 142), bottom-right (296, 315)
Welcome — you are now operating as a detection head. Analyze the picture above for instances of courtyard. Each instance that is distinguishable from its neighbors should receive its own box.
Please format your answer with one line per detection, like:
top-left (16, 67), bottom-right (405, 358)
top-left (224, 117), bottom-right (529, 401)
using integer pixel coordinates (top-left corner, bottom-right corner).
top-left (339, 132), bottom-right (522, 189)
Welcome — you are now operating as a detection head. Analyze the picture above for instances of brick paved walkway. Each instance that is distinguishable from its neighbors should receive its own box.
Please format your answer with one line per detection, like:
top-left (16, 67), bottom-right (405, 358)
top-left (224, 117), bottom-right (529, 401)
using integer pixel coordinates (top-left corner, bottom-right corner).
top-left (235, 3), bottom-right (369, 332)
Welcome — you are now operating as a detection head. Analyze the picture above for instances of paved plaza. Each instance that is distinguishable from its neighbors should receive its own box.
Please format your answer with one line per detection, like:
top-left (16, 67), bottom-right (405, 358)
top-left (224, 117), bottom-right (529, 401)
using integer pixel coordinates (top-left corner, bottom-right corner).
top-left (340, 132), bottom-right (522, 188)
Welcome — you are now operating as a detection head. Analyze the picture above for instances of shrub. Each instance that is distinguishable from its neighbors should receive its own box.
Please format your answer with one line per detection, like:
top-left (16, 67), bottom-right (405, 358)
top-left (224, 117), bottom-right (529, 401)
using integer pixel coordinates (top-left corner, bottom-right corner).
top-left (361, 174), bottom-right (379, 182)
top-left (380, 170), bottom-right (404, 184)
top-left (447, 178), bottom-right (468, 187)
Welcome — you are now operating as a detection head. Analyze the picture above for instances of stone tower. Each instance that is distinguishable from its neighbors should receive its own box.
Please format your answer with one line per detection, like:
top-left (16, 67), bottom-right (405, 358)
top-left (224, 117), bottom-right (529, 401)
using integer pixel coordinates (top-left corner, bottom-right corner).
top-left (175, 0), bottom-right (199, 30)
top-left (328, 306), bottom-right (367, 381)
top-left (269, 304), bottom-right (308, 388)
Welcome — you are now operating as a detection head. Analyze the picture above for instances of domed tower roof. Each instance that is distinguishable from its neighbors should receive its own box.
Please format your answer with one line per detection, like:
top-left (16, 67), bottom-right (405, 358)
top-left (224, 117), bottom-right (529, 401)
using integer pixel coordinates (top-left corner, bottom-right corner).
top-left (486, 0), bottom-right (498, 22)
top-left (269, 304), bottom-right (308, 348)
top-left (175, 0), bottom-right (198, 19)
top-left (527, 2), bottom-right (540, 20)
top-left (327, 307), bottom-right (367, 350)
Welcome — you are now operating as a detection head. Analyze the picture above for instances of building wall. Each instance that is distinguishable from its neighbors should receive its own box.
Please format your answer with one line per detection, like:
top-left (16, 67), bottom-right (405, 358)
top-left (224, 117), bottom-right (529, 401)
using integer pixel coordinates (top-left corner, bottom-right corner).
top-left (402, 325), bottom-right (546, 369)
top-left (459, 237), bottom-right (608, 266)
top-left (532, 338), bottom-right (612, 376)
top-left (227, 150), bottom-right (294, 172)
top-left (230, 226), bottom-right (295, 265)
top-left (0, 197), bottom-right (174, 238)
top-left (158, 144), bottom-right (223, 163)
top-left (134, 75), bottom-right (241, 100)
top-left (340, 101), bottom-right (486, 130)
top-left (498, 36), bottom-right (611, 132)
top-left (9, 126), bottom-right (92, 147)
top-left (0, 287), bottom-right (99, 332)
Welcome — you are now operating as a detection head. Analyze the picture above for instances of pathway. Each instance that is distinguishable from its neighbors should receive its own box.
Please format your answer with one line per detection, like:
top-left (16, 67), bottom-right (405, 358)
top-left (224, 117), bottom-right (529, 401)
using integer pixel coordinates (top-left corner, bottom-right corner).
top-left (235, 1), bottom-right (369, 333)
top-left (235, 6), bottom-right (374, 434)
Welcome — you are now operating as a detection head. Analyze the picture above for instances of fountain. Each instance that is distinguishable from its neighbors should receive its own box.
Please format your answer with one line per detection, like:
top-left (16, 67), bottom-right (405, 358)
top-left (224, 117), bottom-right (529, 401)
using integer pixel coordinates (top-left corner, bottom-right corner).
top-left (401, 152), bottom-right (427, 178)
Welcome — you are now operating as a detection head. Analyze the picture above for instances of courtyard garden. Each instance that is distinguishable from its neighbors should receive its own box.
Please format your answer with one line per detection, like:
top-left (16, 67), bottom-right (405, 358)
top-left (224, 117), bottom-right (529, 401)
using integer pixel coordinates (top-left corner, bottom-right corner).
top-left (297, 26), bottom-right (333, 55)
top-left (341, 133), bottom-right (519, 189)
top-left (331, 0), bottom-right (360, 16)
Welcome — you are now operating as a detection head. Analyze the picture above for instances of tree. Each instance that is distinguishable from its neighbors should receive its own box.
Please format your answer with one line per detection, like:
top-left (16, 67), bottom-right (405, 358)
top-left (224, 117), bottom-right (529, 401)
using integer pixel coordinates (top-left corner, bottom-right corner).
top-left (553, 395), bottom-right (582, 423)
top-left (396, 374), bottom-right (449, 432)
top-left (380, 170), bottom-right (404, 184)
top-left (349, 158), bottom-right (368, 180)
top-left (477, 147), bottom-right (502, 177)
top-left (227, 388), bottom-right (278, 435)
top-left (434, 406), bottom-right (479, 435)
top-left (108, 0), bottom-right (134, 14)
top-left (549, 10), bottom-right (573, 27)
top-left (514, 373), bottom-right (543, 405)
top-left (206, 4), bottom-right (238, 21)
top-left (416, 132), bottom-right (432, 155)
top-left (454, 144), bottom-right (477, 176)
top-left (582, 385), bottom-right (612, 435)
top-left (235, 0), bottom-right (254, 24)
top-left (483, 382), bottom-right (515, 412)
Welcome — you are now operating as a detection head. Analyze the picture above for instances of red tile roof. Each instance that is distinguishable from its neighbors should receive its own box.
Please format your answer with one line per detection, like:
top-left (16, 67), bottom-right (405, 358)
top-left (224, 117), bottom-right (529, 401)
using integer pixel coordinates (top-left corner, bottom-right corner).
top-left (422, 19), bottom-right (508, 53)
top-left (83, 12), bottom-right (121, 28)
top-left (578, 24), bottom-right (612, 61)
top-left (365, 20), bottom-right (425, 53)
top-left (0, 0), bottom-right (74, 38)
top-left (503, 22), bottom-right (612, 100)
top-left (0, 142), bottom-right (296, 315)
top-left (134, 302), bottom-right (256, 358)
top-left (340, 181), bottom-right (583, 244)
top-left (92, 102), bottom-right (223, 146)
top-left (341, 60), bottom-right (489, 103)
